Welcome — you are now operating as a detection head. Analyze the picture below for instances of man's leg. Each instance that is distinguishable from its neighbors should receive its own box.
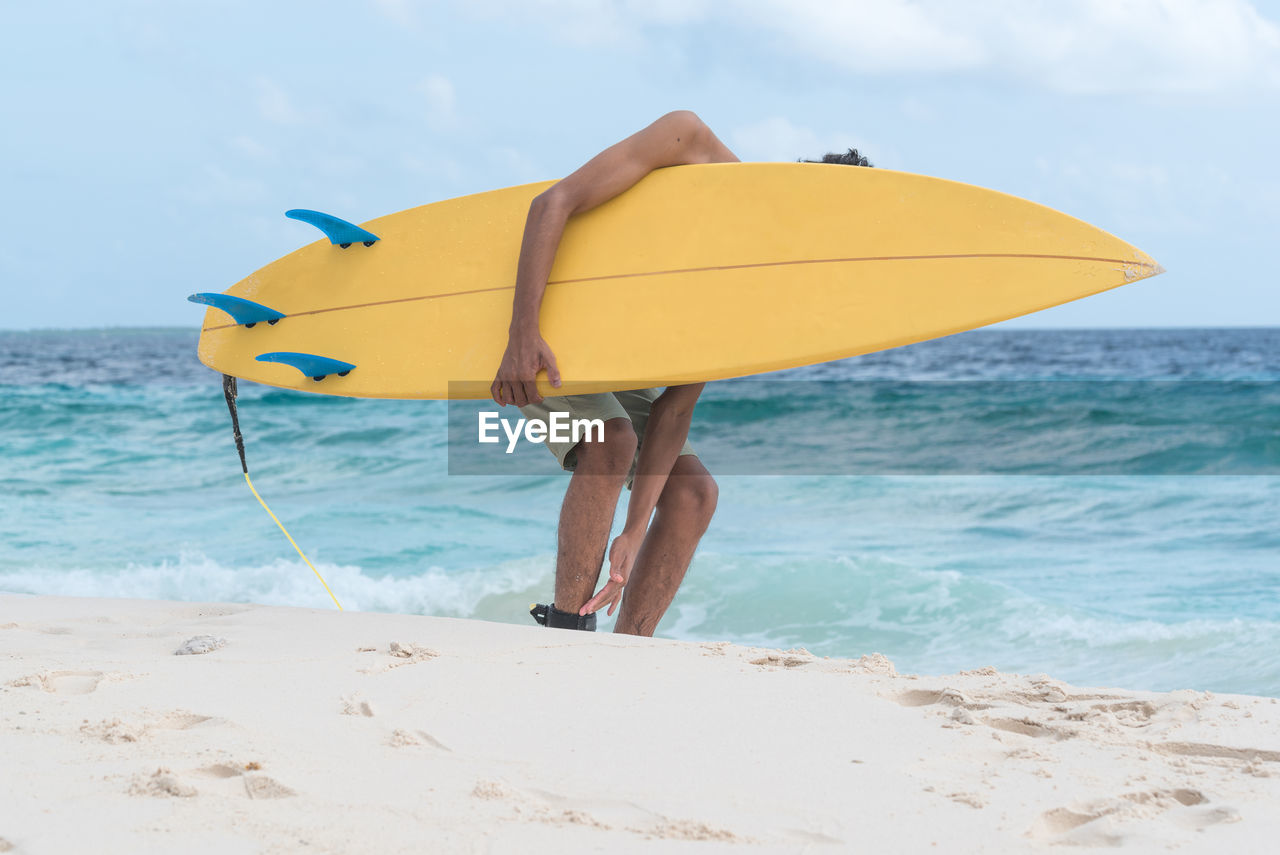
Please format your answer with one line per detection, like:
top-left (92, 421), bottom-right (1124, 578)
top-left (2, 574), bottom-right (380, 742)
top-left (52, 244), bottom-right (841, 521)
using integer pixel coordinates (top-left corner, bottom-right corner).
top-left (614, 455), bottom-right (718, 636)
top-left (552, 417), bottom-right (637, 612)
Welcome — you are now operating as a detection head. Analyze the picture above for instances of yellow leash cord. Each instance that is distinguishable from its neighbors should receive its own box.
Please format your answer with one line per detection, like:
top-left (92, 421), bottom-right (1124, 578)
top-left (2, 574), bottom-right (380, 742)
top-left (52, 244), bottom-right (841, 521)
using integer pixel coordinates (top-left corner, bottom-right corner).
top-left (243, 472), bottom-right (343, 610)
top-left (222, 373), bottom-right (343, 610)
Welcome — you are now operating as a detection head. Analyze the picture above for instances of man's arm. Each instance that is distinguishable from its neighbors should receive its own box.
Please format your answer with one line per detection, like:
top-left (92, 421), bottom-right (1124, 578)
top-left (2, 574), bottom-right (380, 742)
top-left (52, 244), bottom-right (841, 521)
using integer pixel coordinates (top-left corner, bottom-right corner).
top-left (491, 111), bottom-right (739, 406)
top-left (581, 382), bottom-right (704, 617)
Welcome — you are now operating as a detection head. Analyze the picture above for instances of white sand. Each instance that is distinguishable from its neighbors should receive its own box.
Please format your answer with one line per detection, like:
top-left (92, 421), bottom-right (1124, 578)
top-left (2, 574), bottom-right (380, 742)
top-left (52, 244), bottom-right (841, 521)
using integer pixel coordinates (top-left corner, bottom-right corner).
top-left (2, 592), bottom-right (1278, 853)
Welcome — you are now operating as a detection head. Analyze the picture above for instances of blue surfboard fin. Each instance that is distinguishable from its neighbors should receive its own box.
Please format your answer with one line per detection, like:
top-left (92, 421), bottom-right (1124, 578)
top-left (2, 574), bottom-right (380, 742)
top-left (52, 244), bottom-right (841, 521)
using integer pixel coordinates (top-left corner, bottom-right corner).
top-left (188, 293), bottom-right (286, 328)
top-left (255, 351), bottom-right (356, 381)
top-left (285, 209), bottom-right (380, 248)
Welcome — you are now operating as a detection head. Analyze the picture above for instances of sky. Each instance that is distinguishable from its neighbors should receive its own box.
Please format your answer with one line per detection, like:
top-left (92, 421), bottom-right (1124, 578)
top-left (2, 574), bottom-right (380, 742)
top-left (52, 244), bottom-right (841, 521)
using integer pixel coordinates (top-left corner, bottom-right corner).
top-left (3, 0), bottom-right (1278, 329)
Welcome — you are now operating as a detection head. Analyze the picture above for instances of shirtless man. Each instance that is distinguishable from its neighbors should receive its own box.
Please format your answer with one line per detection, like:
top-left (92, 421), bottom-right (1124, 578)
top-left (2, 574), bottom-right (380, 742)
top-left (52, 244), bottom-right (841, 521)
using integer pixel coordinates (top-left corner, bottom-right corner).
top-left (491, 112), bottom-right (871, 635)
top-left (490, 111), bottom-right (734, 636)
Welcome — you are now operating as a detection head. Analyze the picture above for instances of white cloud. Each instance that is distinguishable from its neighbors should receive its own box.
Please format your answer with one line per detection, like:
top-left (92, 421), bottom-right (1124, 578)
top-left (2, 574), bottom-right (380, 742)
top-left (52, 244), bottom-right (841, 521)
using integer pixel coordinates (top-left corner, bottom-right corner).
top-left (621, 0), bottom-right (713, 25)
top-left (988, 0), bottom-right (1280, 94)
top-left (737, 0), bottom-right (985, 73)
top-left (744, 0), bottom-right (1280, 92)
top-left (431, 0), bottom-right (1280, 94)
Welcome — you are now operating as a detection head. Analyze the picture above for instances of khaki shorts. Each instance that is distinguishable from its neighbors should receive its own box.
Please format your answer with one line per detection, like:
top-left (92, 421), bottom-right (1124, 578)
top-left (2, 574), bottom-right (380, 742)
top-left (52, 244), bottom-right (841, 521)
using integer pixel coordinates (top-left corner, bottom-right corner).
top-left (519, 387), bottom-right (698, 480)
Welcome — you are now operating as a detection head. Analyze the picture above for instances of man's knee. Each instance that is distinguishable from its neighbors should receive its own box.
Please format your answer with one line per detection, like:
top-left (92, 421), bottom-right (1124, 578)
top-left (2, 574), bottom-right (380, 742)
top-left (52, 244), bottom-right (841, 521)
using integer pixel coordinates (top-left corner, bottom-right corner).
top-left (571, 417), bottom-right (637, 476)
top-left (658, 470), bottom-right (718, 527)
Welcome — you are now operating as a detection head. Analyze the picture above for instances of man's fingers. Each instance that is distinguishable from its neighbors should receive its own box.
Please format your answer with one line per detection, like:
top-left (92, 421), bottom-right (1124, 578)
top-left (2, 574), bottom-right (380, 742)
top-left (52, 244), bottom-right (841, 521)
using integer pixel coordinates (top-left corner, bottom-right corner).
top-left (544, 348), bottom-right (562, 389)
top-left (608, 553), bottom-right (631, 585)
top-left (491, 379), bottom-right (505, 406)
top-left (580, 588), bottom-right (604, 615)
top-left (521, 379), bottom-right (542, 406)
top-left (510, 381), bottom-right (529, 408)
top-left (607, 550), bottom-right (627, 581)
top-left (582, 581), bottom-right (621, 616)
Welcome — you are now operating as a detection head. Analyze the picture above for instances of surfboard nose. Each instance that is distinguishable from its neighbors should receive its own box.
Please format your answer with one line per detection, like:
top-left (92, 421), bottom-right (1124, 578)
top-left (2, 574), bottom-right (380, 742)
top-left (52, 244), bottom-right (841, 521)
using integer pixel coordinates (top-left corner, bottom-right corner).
top-left (1122, 246), bottom-right (1165, 283)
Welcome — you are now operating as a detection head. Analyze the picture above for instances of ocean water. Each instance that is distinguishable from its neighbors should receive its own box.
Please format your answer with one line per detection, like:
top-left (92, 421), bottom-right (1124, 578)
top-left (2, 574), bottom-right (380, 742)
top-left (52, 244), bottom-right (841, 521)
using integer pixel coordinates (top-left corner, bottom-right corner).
top-left (2, 327), bottom-right (1278, 696)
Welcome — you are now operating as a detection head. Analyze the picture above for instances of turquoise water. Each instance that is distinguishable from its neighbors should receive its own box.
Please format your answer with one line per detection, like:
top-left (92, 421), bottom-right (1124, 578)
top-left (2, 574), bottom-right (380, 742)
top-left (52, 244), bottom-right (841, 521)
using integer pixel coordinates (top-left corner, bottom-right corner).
top-left (2, 328), bottom-right (1278, 696)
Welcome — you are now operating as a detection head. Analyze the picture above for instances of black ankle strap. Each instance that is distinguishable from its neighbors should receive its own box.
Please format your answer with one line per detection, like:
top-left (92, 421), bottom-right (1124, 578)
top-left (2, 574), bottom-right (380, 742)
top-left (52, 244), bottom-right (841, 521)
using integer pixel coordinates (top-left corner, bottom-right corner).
top-left (530, 603), bottom-right (597, 631)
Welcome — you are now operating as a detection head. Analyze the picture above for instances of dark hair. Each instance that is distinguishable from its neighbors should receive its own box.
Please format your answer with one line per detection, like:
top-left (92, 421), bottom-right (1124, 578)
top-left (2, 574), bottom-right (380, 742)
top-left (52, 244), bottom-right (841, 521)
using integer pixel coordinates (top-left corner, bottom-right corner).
top-left (801, 148), bottom-right (873, 167)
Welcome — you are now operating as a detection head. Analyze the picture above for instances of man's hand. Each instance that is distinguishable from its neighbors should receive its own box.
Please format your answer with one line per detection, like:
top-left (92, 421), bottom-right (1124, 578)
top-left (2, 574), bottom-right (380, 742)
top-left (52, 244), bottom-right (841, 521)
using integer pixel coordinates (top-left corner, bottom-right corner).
top-left (491, 328), bottom-right (561, 406)
top-left (581, 528), bottom-right (642, 617)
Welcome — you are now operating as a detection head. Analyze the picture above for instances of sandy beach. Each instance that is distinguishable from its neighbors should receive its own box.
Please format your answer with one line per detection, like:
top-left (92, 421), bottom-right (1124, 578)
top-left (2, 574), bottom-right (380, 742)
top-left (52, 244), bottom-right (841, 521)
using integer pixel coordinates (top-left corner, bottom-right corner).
top-left (1, 593), bottom-right (1277, 853)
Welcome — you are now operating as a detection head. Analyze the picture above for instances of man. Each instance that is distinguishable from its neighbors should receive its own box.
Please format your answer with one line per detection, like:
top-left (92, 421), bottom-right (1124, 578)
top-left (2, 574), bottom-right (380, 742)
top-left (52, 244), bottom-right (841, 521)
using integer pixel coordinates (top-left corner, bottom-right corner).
top-left (490, 111), bottom-right (870, 635)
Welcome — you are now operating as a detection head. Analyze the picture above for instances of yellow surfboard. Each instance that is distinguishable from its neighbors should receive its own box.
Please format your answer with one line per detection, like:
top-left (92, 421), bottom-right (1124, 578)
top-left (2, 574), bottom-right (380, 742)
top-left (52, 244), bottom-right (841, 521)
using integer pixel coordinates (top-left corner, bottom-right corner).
top-left (193, 162), bottom-right (1163, 399)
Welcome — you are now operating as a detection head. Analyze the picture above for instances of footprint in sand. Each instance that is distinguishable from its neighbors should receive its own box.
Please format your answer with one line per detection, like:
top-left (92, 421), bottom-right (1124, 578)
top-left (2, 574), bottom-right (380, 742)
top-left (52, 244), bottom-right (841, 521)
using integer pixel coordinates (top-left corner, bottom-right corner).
top-left (749, 651), bottom-right (813, 669)
top-left (154, 711), bottom-right (215, 730)
top-left (630, 818), bottom-right (742, 842)
top-left (128, 767), bottom-right (198, 798)
top-left (129, 761), bottom-right (290, 800)
top-left (984, 716), bottom-right (1073, 741)
top-left (1088, 700), bottom-right (1158, 727)
top-left (1151, 741), bottom-right (1280, 763)
top-left (1033, 803), bottom-right (1119, 840)
top-left (358, 642), bottom-right (439, 674)
top-left (944, 791), bottom-right (986, 809)
top-left (922, 784), bottom-right (987, 809)
top-left (1030, 788), bottom-right (1239, 844)
top-left (340, 693), bottom-right (376, 717)
top-left (893, 687), bottom-right (990, 710)
top-left (82, 718), bottom-right (147, 744)
top-left (472, 779), bottom-right (516, 800)
top-left (470, 782), bottom-right (613, 831)
top-left (243, 774), bottom-right (296, 799)
top-left (195, 763), bottom-right (246, 779)
top-left (892, 685), bottom-right (1084, 741)
top-left (389, 728), bottom-right (450, 751)
top-left (784, 828), bottom-right (846, 845)
top-left (10, 670), bottom-right (104, 694)
top-left (471, 779), bottom-right (745, 842)
top-left (193, 760), bottom-right (286, 798)
top-left (82, 711), bottom-right (215, 743)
